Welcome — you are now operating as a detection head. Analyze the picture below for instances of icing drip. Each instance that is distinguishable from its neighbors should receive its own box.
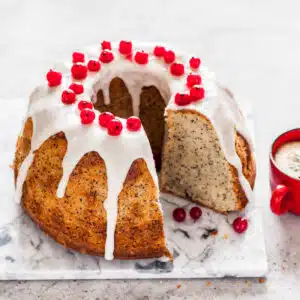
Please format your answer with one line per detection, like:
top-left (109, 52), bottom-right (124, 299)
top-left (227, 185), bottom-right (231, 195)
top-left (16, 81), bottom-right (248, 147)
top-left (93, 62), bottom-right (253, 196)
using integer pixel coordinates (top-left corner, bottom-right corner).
top-left (15, 41), bottom-right (254, 260)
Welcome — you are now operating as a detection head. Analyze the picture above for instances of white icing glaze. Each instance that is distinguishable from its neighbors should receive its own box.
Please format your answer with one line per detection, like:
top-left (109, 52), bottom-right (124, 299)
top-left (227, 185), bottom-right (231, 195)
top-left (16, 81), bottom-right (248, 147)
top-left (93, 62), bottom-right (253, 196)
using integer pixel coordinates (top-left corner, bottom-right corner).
top-left (15, 41), bottom-right (254, 259)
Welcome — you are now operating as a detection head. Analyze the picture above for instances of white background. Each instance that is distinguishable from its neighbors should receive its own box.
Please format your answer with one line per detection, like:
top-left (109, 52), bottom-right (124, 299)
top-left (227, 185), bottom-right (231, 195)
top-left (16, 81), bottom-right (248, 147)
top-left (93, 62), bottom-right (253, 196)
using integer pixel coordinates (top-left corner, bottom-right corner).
top-left (1, 0), bottom-right (300, 298)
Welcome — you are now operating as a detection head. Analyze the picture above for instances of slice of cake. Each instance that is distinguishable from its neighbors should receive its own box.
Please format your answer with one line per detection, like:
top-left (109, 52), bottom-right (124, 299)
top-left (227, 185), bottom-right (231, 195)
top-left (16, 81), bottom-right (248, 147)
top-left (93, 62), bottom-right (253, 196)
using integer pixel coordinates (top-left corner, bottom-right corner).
top-left (160, 87), bottom-right (255, 213)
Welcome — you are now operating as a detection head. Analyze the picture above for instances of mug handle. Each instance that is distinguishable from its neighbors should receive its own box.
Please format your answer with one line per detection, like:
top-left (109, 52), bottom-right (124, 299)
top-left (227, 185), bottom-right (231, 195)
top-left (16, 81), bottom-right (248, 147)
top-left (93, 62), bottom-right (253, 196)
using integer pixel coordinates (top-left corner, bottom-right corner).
top-left (270, 184), bottom-right (290, 215)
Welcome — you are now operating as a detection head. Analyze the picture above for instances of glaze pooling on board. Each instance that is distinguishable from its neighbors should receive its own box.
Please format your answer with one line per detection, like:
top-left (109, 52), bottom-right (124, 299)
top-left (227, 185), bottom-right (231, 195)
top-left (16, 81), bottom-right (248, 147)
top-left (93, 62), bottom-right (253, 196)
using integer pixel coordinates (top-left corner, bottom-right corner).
top-left (15, 41), bottom-right (254, 260)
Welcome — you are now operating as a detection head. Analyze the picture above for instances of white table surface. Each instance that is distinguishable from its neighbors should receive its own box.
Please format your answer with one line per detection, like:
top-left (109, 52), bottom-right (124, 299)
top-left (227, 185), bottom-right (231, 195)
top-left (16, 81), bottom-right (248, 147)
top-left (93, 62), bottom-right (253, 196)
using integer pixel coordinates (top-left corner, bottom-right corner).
top-left (0, 0), bottom-right (300, 299)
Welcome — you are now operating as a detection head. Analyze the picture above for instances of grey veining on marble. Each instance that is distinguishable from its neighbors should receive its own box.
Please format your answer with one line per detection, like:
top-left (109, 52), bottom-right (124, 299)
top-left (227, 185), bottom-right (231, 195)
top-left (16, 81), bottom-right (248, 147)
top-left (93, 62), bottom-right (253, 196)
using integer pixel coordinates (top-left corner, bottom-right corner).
top-left (0, 97), bottom-right (266, 280)
top-left (1, 0), bottom-right (300, 298)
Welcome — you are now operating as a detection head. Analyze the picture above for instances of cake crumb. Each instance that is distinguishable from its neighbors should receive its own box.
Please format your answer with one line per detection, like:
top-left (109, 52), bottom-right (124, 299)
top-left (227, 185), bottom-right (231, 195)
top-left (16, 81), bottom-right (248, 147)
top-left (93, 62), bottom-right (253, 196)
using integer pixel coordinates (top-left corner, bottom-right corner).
top-left (258, 278), bottom-right (265, 284)
top-left (177, 284), bottom-right (181, 289)
top-left (210, 229), bottom-right (218, 236)
top-left (9, 164), bottom-right (14, 169)
top-left (206, 281), bottom-right (211, 287)
top-left (223, 233), bottom-right (229, 239)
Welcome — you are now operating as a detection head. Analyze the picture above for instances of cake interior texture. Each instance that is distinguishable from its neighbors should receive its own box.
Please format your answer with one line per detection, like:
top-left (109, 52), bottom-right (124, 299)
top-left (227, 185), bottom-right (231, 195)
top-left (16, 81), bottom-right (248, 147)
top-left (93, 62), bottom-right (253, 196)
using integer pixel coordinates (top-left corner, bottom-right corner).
top-left (160, 110), bottom-right (255, 212)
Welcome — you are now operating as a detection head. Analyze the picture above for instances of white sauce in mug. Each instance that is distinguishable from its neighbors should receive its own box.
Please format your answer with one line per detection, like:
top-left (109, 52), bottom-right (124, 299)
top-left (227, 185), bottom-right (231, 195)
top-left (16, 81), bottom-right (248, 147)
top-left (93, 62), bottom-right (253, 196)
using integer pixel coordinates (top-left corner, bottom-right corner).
top-left (275, 141), bottom-right (300, 179)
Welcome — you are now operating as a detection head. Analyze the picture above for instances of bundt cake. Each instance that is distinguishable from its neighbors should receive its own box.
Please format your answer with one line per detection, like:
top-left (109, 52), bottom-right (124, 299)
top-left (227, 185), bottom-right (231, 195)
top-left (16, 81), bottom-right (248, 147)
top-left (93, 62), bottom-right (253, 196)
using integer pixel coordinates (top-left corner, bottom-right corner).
top-left (13, 41), bottom-right (255, 260)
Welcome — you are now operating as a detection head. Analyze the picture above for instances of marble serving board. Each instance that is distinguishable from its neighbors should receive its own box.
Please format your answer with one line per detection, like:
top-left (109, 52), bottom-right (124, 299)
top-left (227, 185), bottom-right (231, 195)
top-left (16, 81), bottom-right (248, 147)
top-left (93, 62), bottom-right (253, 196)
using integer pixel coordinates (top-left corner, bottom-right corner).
top-left (0, 97), bottom-right (267, 280)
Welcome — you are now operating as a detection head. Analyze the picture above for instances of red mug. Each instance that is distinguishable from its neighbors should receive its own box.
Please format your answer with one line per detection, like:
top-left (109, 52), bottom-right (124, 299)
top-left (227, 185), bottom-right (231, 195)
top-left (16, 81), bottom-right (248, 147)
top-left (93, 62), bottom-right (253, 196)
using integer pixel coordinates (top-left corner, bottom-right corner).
top-left (270, 128), bottom-right (300, 215)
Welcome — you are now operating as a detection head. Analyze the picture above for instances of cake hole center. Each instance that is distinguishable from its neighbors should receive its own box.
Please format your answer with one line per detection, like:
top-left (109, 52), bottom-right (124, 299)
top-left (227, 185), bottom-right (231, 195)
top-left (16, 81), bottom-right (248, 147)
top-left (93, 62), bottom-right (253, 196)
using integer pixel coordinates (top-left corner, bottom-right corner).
top-left (93, 77), bottom-right (166, 170)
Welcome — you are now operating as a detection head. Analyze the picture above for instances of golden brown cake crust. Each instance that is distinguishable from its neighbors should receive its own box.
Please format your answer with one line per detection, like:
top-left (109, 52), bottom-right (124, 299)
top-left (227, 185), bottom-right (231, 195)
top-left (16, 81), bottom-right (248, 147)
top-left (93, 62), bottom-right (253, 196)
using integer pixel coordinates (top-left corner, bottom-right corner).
top-left (232, 132), bottom-right (256, 210)
top-left (14, 118), bottom-right (170, 259)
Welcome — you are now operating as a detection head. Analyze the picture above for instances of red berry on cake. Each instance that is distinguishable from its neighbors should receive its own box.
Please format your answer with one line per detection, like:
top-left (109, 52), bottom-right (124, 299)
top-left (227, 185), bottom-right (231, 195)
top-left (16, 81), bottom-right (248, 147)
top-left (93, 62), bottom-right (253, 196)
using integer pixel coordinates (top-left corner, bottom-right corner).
top-left (101, 40), bottom-right (112, 50)
top-left (189, 57), bottom-right (201, 70)
top-left (87, 60), bottom-right (101, 72)
top-left (164, 50), bottom-right (175, 64)
top-left (46, 69), bottom-right (62, 87)
top-left (78, 100), bottom-right (93, 111)
top-left (61, 89), bottom-right (76, 105)
top-left (126, 116), bottom-right (142, 131)
top-left (174, 93), bottom-right (191, 106)
top-left (153, 46), bottom-right (166, 57)
top-left (99, 50), bottom-right (114, 63)
top-left (72, 52), bottom-right (85, 63)
top-left (173, 208), bottom-right (186, 222)
top-left (189, 206), bottom-right (202, 221)
top-left (134, 51), bottom-right (149, 65)
top-left (98, 112), bottom-right (115, 128)
top-left (232, 217), bottom-right (248, 234)
top-left (107, 119), bottom-right (123, 136)
top-left (71, 63), bottom-right (88, 80)
top-left (119, 40), bottom-right (132, 55)
top-left (170, 63), bottom-right (185, 76)
top-left (186, 74), bottom-right (202, 88)
top-left (80, 109), bottom-right (95, 125)
top-left (69, 83), bottom-right (84, 95)
top-left (190, 86), bottom-right (205, 102)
